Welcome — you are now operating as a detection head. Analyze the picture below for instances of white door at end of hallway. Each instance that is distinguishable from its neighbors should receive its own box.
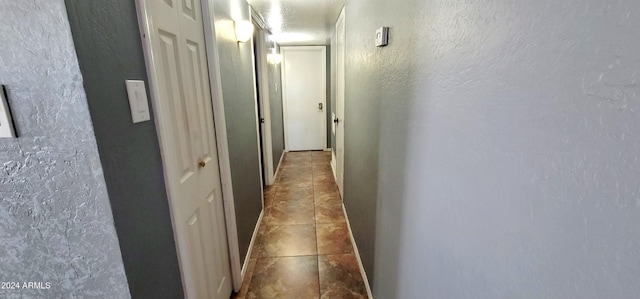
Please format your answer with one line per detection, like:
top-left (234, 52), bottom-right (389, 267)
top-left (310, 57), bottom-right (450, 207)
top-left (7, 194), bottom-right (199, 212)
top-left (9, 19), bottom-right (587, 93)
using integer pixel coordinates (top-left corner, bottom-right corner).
top-left (281, 46), bottom-right (327, 151)
top-left (137, 0), bottom-right (232, 298)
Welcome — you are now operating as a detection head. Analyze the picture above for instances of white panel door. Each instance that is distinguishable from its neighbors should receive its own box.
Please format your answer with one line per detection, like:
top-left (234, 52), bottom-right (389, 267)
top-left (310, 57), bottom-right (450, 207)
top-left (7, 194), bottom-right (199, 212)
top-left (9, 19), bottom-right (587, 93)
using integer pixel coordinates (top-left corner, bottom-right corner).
top-left (335, 9), bottom-right (346, 196)
top-left (281, 46), bottom-right (327, 151)
top-left (138, 0), bottom-right (232, 298)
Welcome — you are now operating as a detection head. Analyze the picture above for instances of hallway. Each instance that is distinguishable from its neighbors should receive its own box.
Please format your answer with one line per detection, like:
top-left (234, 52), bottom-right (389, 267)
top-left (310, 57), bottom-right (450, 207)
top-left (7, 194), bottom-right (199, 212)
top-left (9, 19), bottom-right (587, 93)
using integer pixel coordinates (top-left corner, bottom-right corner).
top-left (234, 151), bottom-right (368, 298)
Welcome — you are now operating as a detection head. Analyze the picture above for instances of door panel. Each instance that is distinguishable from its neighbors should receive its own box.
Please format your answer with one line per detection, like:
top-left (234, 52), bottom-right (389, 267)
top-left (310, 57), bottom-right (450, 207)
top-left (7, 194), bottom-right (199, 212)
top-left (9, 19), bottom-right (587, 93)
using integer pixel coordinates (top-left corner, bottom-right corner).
top-left (182, 0), bottom-right (196, 19)
top-left (206, 190), bottom-right (230, 295)
top-left (184, 40), bottom-right (206, 158)
top-left (140, 0), bottom-right (233, 297)
top-left (186, 210), bottom-right (208, 299)
top-left (157, 31), bottom-right (195, 180)
top-left (282, 47), bottom-right (327, 151)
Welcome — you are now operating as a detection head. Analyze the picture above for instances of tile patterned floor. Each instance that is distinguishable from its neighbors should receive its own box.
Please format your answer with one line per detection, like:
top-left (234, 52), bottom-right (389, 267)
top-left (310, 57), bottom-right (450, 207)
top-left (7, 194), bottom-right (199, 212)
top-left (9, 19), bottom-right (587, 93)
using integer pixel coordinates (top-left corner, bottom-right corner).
top-left (232, 151), bottom-right (368, 299)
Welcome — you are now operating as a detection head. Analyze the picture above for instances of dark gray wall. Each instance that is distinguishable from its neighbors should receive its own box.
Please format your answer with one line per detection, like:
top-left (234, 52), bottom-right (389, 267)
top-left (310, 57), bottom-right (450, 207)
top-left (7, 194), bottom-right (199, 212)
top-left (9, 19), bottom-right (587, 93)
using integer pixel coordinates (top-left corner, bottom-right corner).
top-left (64, 1), bottom-right (184, 298)
top-left (268, 44), bottom-right (286, 168)
top-left (0, 1), bottom-right (130, 298)
top-left (342, 0), bottom-right (640, 297)
top-left (342, 0), bottom-right (380, 286)
top-left (212, 0), bottom-right (263, 263)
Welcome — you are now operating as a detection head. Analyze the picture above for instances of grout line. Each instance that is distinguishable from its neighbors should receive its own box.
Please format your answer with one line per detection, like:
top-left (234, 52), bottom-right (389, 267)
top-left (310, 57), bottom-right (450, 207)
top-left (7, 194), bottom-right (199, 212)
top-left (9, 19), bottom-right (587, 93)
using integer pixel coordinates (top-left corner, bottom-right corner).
top-left (261, 223), bottom-right (316, 227)
top-left (311, 152), bottom-right (322, 297)
top-left (256, 254), bottom-right (321, 259)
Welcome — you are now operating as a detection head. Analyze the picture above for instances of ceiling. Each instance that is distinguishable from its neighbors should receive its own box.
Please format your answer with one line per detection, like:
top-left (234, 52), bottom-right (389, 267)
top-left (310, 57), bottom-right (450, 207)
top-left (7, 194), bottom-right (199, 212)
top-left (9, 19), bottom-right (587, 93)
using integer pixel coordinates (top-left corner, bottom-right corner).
top-left (247, 0), bottom-right (347, 45)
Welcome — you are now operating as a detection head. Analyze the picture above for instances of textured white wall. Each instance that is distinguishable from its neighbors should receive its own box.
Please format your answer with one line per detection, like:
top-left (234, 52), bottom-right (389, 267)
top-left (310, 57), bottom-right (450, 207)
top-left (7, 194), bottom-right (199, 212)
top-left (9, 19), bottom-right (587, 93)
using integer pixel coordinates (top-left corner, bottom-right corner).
top-left (0, 1), bottom-right (129, 298)
top-left (341, 0), bottom-right (640, 297)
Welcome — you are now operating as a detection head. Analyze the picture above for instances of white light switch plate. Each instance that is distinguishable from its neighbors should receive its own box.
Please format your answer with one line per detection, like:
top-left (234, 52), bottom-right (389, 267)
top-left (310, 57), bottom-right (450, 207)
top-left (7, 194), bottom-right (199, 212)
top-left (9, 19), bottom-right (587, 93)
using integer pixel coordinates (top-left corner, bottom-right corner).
top-left (375, 26), bottom-right (389, 47)
top-left (0, 85), bottom-right (16, 138)
top-left (125, 80), bottom-right (151, 123)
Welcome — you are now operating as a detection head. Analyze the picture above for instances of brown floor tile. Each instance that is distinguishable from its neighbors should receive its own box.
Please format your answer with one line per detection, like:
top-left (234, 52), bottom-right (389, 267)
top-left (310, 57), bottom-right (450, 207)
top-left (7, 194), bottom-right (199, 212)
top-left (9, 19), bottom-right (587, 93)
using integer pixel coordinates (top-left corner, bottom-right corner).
top-left (312, 158), bottom-right (332, 166)
top-left (245, 151), bottom-right (366, 299)
top-left (280, 165), bottom-right (313, 174)
top-left (313, 169), bottom-right (334, 178)
top-left (279, 167), bottom-right (313, 176)
top-left (312, 163), bottom-right (332, 170)
top-left (311, 151), bottom-right (331, 160)
top-left (275, 186), bottom-right (314, 203)
top-left (277, 173), bottom-right (311, 188)
top-left (264, 199), bottom-right (315, 225)
top-left (232, 257), bottom-right (258, 299)
top-left (257, 225), bottom-right (317, 257)
top-left (314, 173), bottom-right (334, 181)
top-left (315, 182), bottom-right (339, 196)
top-left (315, 190), bottom-right (342, 205)
top-left (316, 223), bottom-right (353, 255)
top-left (264, 195), bottom-right (275, 208)
top-left (314, 181), bottom-right (337, 193)
top-left (280, 163), bottom-right (311, 170)
top-left (264, 186), bottom-right (278, 208)
top-left (286, 151), bottom-right (312, 157)
top-left (282, 156), bottom-right (312, 166)
top-left (250, 239), bottom-right (261, 259)
top-left (265, 184), bottom-right (277, 193)
top-left (248, 256), bottom-right (320, 299)
top-left (315, 201), bottom-right (346, 224)
top-left (319, 254), bottom-right (367, 299)
top-left (278, 179), bottom-right (313, 190)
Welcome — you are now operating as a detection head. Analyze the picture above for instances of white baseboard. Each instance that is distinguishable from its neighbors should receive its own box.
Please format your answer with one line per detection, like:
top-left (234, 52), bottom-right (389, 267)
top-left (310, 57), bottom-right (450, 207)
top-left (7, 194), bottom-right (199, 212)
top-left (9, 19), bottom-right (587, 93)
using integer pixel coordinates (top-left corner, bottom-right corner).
top-left (342, 203), bottom-right (374, 298)
top-left (331, 153), bottom-right (337, 180)
top-left (272, 150), bottom-right (286, 184)
top-left (324, 148), bottom-right (332, 152)
top-left (241, 209), bottom-right (264, 279)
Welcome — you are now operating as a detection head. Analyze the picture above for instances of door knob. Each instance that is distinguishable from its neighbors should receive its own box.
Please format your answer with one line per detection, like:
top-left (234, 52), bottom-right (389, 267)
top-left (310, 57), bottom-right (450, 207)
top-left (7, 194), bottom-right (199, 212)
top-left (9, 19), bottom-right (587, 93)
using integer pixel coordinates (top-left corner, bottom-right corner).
top-left (198, 159), bottom-right (206, 168)
top-left (318, 103), bottom-right (323, 110)
top-left (333, 118), bottom-right (339, 124)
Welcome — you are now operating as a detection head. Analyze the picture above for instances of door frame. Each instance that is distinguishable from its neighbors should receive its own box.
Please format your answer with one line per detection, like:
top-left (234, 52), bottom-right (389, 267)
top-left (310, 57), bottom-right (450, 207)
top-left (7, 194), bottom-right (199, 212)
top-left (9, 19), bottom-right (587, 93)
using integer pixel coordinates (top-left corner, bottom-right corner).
top-left (280, 46), bottom-right (327, 151)
top-left (334, 8), bottom-right (346, 196)
top-left (251, 20), bottom-right (276, 186)
top-left (135, 0), bottom-right (244, 292)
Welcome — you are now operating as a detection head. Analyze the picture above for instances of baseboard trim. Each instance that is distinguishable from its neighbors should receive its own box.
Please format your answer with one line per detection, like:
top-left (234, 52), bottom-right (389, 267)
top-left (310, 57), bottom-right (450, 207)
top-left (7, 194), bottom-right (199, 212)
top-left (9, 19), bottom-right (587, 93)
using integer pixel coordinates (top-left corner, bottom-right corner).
top-left (330, 152), bottom-right (338, 178)
top-left (272, 150), bottom-right (286, 184)
top-left (330, 153), bottom-right (337, 180)
top-left (324, 148), bottom-right (332, 152)
top-left (241, 209), bottom-right (264, 279)
top-left (342, 203), bottom-right (374, 298)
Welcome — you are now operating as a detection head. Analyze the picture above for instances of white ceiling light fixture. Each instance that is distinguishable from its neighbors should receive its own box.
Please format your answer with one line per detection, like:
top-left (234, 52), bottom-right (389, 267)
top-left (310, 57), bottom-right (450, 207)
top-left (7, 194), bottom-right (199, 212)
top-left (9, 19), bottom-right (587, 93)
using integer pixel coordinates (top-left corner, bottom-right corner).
top-left (267, 48), bottom-right (282, 64)
top-left (235, 20), bottom-right (254, 43)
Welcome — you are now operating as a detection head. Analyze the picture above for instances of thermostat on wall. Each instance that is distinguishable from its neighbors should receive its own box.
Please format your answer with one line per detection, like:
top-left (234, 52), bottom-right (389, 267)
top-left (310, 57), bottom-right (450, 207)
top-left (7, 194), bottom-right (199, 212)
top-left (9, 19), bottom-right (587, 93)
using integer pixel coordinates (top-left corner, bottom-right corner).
top-left (0, 85), bottom-right (17, 138)
top-left (375, 27), bottom-right (389, 47)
